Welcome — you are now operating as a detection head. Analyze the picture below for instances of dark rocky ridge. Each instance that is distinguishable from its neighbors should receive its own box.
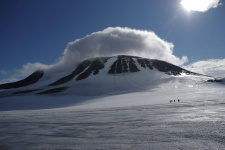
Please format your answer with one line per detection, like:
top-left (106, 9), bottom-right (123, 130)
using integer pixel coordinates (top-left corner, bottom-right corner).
top-left (76, 57), bottom-right (109, 80)
top-left (49, 59), bottom-right (92, 86)
top-left (207, 79), bottom-right (223, 82)
top-left (49, 57), bottom-right (109, 86)
top-left (13, 89), bottom-right (41, 94)
top-left (36, 87), bottom-right (69, 95)
top-left (108, 55), bottom-right (140, 74)
top-left (0, 70), bottom-right (44, 90)
top-left (150, 59), bottom-right (195, 75)
top-left (107, 55), bottom-right (196, 76)
top-left (137, 58), bottom-right (154, 70)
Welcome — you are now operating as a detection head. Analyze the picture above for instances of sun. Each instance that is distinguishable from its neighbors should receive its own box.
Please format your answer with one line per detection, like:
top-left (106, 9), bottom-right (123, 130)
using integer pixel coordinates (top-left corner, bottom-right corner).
top-left (180, 0), bottom-right (217, 12)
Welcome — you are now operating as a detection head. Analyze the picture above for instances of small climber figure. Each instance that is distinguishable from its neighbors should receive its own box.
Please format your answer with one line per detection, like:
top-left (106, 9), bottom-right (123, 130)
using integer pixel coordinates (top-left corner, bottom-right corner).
top-left (170, 100), bottom-right (172, 103)
top-left (174, 100), bottom-right (176, 102)
top-left (178, 99), bottom-right (180, 102)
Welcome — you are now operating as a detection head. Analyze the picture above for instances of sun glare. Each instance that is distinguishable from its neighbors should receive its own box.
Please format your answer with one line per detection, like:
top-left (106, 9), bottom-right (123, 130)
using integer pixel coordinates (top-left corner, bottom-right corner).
top-left (181, 0), bottom-right (219, 12)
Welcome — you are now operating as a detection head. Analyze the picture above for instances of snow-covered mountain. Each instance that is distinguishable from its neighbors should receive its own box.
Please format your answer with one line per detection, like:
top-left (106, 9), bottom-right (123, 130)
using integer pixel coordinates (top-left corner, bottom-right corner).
top-left (0, 55), bottom-right (225, 111)
top-left (0, 55), bottom-right (223, 98)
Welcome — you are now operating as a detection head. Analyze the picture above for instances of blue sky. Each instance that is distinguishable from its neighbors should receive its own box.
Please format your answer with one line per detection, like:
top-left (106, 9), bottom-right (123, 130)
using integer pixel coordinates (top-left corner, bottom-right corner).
top-left (0, 0), bottom-right (224, 82)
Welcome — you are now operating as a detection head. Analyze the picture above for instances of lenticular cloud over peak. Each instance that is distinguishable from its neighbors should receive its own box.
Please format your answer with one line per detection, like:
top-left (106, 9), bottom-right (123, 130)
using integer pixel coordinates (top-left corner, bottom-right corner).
top-left (1, 27), bottom-right (189, 83)
top-left (56, 27), bottom-right (188, 71)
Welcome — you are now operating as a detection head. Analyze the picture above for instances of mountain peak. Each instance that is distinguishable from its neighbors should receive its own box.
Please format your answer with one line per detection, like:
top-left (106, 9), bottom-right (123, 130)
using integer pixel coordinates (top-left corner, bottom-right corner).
top-left (49, 55), bottom-right (197, 86)
top-left (0, 55), bottom-right (205, 96)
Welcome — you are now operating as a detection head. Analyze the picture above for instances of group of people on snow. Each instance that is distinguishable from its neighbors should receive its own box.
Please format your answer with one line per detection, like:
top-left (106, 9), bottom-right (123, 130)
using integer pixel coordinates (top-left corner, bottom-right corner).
top-left (170, 99), bottom-right (180, 103)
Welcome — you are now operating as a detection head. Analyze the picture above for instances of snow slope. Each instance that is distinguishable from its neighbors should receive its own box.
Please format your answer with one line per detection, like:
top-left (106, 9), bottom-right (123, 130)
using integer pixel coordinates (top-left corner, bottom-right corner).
top-left (0, 73), bottom-right (224, 111)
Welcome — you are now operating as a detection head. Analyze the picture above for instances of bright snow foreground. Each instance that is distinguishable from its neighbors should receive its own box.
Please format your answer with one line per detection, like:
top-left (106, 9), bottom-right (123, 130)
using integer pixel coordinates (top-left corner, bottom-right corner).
top-left (0, 74), bottom-right (225, 149)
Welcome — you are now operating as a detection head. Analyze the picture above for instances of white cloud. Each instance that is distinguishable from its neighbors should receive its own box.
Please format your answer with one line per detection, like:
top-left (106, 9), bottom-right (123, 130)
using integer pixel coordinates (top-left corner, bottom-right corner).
top-left (15, 62), bottom-right (50, 78)
top-left (0, 63), bottom-right (50, 84)
top-left (0, 77), bottom-right (18, 84)
top-left (181, 0), bottom-right (222, 12)
top-left (1, 27), bottom-right (189, 83)
top-left (184, 59), bottom-right (225, 77)
top-left (56, 27), bottom-right (188, 71)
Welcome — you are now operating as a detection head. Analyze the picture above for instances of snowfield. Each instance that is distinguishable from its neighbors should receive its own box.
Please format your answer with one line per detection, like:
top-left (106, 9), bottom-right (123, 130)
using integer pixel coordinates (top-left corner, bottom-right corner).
top-left (0, 99), bottom-right (225, 150)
